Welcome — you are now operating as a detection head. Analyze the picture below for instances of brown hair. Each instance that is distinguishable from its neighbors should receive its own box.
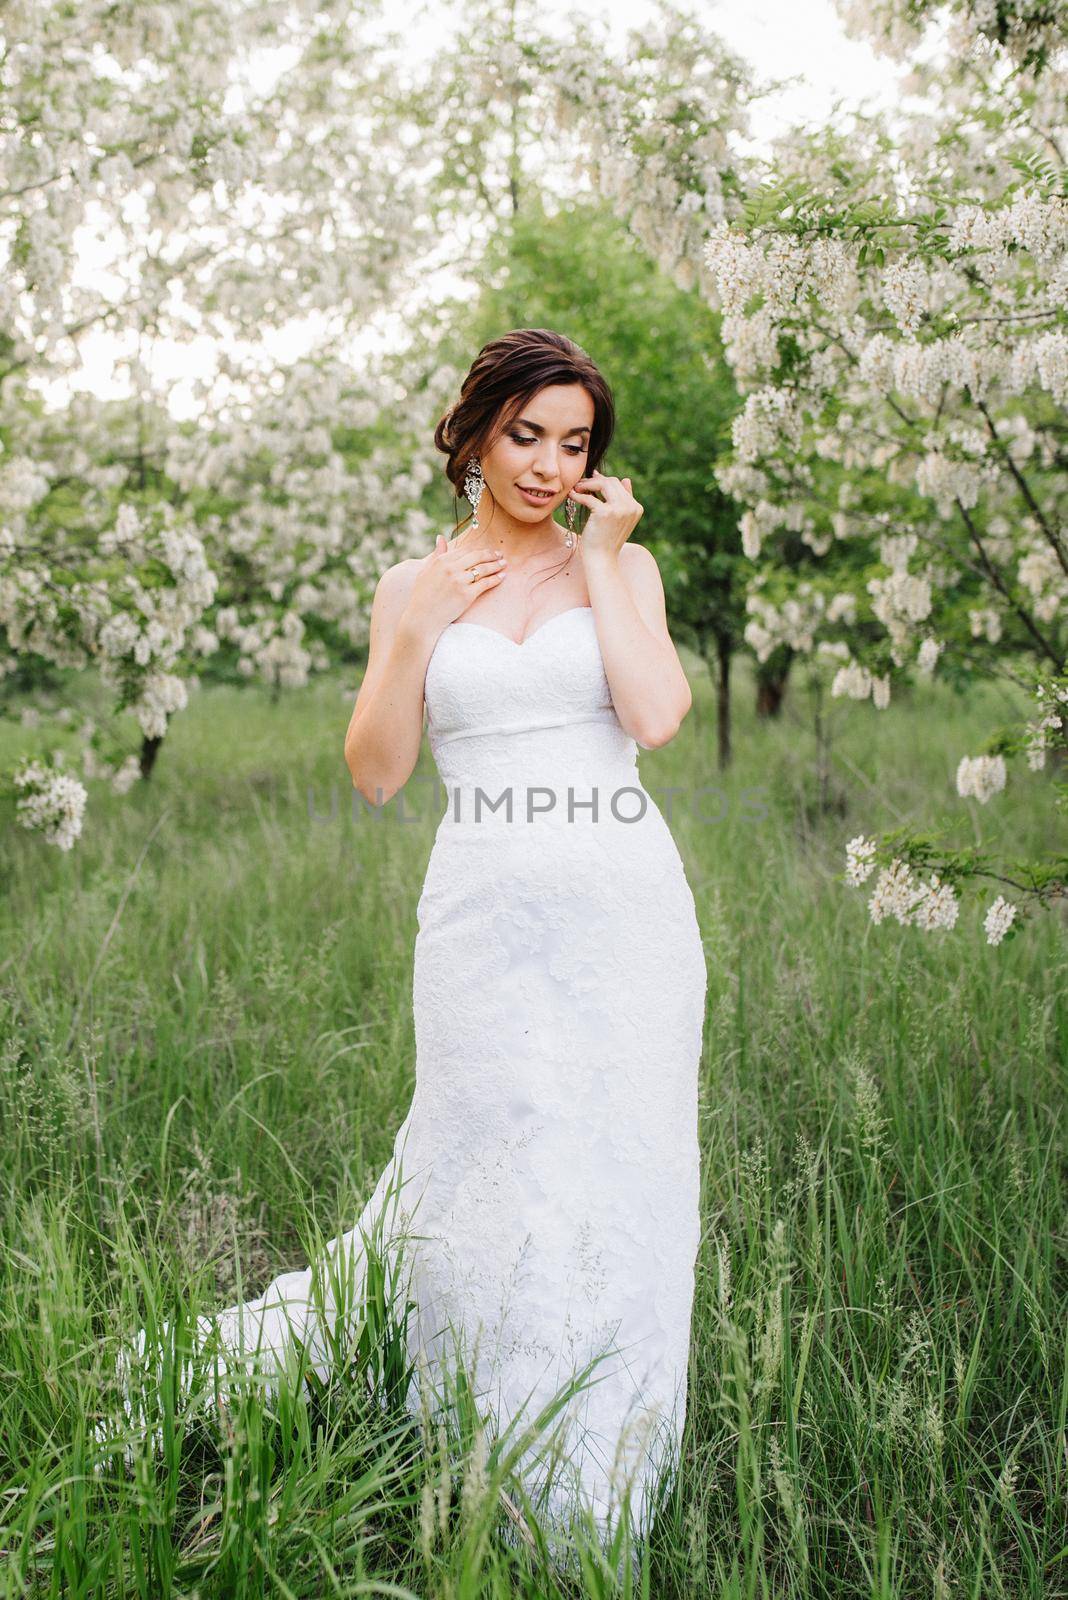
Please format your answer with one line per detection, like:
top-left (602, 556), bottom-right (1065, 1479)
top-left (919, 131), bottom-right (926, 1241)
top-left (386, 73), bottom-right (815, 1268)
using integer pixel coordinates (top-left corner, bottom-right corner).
top-left (434, 328), bottom-right (616, 555)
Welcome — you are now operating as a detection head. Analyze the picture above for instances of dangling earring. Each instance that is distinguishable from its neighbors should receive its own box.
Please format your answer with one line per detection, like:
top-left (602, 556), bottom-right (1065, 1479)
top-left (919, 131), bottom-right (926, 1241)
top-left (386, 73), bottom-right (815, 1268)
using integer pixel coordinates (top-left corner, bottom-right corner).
top-left (564, 495), bottom-right (577, 549)
top-left (463, 457), bottom-right (484, 530)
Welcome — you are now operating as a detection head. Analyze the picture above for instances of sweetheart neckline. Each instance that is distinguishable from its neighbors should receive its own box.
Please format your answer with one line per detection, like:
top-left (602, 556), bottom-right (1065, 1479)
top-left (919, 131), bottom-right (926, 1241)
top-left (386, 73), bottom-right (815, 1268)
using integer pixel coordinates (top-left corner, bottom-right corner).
top-left (446, 605), bottom-right (594, 650)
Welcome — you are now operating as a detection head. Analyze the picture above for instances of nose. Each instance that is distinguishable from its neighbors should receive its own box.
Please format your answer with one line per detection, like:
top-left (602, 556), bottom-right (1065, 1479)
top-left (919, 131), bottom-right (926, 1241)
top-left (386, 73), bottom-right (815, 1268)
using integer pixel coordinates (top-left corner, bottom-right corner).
top-left (532, 447), bottom-right (561, 481)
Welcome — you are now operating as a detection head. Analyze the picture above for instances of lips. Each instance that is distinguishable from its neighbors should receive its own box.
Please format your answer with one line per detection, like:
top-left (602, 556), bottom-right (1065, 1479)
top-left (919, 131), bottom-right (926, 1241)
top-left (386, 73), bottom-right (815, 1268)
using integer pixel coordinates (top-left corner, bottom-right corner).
top-left (517, 486), bottom-right (555, 499)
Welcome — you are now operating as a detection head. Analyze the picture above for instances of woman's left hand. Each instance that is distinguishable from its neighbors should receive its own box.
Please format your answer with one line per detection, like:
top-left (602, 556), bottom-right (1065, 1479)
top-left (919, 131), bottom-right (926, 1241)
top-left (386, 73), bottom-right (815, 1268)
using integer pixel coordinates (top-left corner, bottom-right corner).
top-left (568, 470), bottom-right (643, 558)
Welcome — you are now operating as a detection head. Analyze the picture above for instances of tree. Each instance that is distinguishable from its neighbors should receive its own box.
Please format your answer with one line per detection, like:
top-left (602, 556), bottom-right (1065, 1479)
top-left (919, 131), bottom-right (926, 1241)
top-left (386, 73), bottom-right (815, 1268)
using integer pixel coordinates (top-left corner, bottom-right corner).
top-left (697, 6), bottom-right (1067, 941)
top-left (1, 0), bottom-right (442, 843)
top-left (516, 0), bottom-right (1067, 939)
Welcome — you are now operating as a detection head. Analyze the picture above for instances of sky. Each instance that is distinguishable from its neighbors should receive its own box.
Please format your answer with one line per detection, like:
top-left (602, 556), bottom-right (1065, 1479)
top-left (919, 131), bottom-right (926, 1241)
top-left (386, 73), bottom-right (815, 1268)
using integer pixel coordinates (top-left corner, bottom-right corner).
top-left (45, 0), bottom-right (906, 418)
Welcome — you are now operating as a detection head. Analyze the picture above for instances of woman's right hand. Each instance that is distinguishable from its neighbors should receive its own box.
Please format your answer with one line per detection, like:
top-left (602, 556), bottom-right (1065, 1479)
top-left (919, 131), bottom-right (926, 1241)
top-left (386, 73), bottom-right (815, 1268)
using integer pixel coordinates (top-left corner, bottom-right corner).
top-left (401, 533), bottom-right (508, 637)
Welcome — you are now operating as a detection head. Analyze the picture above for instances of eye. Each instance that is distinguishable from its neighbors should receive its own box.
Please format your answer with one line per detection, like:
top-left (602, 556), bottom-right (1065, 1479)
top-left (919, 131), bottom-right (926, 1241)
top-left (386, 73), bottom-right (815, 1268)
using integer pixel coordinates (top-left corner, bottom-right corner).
top-left (509, 432), bottom-right (586, 455)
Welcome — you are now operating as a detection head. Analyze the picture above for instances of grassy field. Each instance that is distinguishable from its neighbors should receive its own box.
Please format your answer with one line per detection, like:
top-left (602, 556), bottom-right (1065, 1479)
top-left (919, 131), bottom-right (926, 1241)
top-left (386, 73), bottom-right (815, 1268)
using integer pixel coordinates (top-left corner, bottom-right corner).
top-left (1, 649), bottom-right (1065, 1598)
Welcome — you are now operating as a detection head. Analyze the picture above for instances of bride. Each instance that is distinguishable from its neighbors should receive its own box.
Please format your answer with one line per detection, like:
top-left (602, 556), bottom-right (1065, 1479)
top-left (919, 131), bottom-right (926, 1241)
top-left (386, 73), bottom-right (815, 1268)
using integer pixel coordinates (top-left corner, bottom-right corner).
top-left (104, 327), bottom-right (707, 1566)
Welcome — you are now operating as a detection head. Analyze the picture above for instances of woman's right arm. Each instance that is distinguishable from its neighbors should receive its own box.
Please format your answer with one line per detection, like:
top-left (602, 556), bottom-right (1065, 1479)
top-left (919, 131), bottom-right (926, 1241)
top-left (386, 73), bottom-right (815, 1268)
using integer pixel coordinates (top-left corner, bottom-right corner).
top-left (344, 561), bottom-right (437, 805)
top-left (344, 538), bottom-right (506, 804)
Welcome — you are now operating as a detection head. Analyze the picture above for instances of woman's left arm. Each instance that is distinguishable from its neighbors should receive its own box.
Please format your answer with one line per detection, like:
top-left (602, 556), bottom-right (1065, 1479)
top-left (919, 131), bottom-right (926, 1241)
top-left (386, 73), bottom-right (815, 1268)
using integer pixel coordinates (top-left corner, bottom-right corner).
top-left (573, 470), bottom-right (693, 750)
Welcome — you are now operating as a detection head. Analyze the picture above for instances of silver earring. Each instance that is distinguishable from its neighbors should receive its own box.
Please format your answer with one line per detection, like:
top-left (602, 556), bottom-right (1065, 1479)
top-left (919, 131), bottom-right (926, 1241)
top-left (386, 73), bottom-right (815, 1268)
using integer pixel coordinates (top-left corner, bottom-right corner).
top-left (463, 457), bottom-right (484, 530)
top-left (564, 496), bottom-right (577, 548)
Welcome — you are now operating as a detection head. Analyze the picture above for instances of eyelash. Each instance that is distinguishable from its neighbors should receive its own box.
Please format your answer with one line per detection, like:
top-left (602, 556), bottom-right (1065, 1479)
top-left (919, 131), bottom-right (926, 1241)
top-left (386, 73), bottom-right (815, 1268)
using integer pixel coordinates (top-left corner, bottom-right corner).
top-left (510, 433), bottom-right (586, 454)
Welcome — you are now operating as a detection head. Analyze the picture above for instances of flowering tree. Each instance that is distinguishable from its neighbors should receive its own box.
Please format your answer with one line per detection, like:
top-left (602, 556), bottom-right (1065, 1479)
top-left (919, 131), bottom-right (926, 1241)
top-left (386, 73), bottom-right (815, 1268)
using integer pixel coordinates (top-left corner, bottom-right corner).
top-left (2, 0), bottom-right (769, 849)
top-left (693, 6), bottom-right (1067, 944)
top-left (1, 0), bottom-right (441, 846)
top-left (530, 0), bottom-right (1066, 941)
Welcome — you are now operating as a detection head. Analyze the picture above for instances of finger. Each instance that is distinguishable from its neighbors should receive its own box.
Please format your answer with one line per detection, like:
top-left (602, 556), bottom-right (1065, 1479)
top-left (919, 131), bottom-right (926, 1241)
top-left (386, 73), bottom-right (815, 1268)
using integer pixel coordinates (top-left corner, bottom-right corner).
top-left (457, 546), bottom-right (504, 567)
top-left (465, 556), bottom-right (507, 579)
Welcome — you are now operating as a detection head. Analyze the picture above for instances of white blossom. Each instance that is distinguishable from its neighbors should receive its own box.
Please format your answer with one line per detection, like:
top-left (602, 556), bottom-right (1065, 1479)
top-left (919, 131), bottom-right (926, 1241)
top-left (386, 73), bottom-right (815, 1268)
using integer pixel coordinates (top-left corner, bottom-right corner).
top-left (955, 753), bottom-right (1007, 803)
top-left (968, 607), bottom-right (1002, 643)
top-left (984, 895), bottom-right (1018, 945)
top-left (845, 834), bottom-right (878, 885)
top-left (831, 660), bottom-right (874, 699)
top-left (917, 637), bottom-right (943, 673)
top-left (14, 760), bottom-right (88, 850)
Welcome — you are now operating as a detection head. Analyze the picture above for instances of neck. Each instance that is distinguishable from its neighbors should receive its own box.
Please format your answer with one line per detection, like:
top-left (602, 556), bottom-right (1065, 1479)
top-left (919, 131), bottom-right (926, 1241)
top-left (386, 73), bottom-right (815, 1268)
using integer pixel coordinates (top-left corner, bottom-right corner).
top-left (456, 501), bottom-right (568, 565)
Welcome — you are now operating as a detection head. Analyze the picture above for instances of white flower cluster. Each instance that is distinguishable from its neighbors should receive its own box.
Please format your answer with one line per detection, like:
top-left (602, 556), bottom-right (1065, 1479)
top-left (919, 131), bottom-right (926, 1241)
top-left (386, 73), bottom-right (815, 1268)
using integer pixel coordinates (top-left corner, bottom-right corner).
top-left (862, 335), bottom-right (1004, 406)
top-left (827, 592), bottom-right (858, 625)
top-left (91, 505), bottom-right (218, 736)
top-left (1017, 537), bottom-right (1067, 623)
top-left (0, 492), bottom-right (218, 752)
top-left (837, 0), bottom-right (924, 60)
top-left (949, 194), bottom-right (1068, 266)
top-left (1005, 331), bottom-right (1068, 407)
top-left (955, 753), bottom-right (1007, 803)
top-left (704, 221), bottom-right (858, 320)
top-left (847, 836), bottom-right (1021, 944)
top-left (738, 498), bottom-right (798, 560)
top-left (720, 307), bottom-right (780, 381)
top-left (743, 585), bottom-right (829, 662)
top-left (867, 857), bottom-right (961, 930)
top-left (732, 387), bottom-right (805, 465)
top-left (830, 660), bottom-right (891, 707)
top-left (968, 607), bottom-right (1002, 643)
top-left (220, 606), bottom-right (326, 690)
top-left (878, 532), bottom-right (918, 572)
top-left (983, 894), bottom-right (1018, 946)
top-left (678, 4), bottom-right (1062, 942)
top-left (98, 501), bottom-right (141, 554)
top-left (0, 454), bottom-right (51, 514)
top-left (845, 833), bottom-right (878, 884)
top-left (866, 569), bottom-right (933, 662)
top-left (538, 26), bottom-right (742, 294)
top-left (134, 673), bottom-right (189, 739)
top-left (882, 258), bottom-right (930, 334)
top-left (1023, 678), bottom-right (1067, 771)
top-left (14, 759), bottom-right (87, 850)
top-left (914, 450), bottom-right (994, 517)
top-left (839, 0), bottom-right (1065, 68)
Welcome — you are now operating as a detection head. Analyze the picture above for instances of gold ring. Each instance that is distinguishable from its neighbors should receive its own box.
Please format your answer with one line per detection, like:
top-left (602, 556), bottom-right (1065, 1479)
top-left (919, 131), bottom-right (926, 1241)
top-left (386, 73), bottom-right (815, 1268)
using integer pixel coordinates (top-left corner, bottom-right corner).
top-left (471, 566), bottom-right (481, 581)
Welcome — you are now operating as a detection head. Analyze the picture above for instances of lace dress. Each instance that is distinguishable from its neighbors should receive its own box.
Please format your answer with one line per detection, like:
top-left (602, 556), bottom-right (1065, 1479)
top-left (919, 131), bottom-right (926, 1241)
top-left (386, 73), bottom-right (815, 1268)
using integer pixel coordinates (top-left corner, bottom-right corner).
top-left (107, 602), bottom-right (707, 1558)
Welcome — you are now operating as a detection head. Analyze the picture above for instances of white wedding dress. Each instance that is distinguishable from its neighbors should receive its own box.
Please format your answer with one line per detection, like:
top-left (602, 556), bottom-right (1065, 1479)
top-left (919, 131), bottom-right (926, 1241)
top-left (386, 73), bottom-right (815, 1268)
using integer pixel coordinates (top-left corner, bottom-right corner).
top-left (104, 601), bottom-right (707, 1559)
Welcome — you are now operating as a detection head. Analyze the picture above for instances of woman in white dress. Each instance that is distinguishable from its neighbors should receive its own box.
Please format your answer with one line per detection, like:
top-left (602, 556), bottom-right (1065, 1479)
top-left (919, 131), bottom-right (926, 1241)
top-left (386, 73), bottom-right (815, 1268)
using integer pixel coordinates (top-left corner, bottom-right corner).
top-left (106, 328), bottom-right (707, 1566)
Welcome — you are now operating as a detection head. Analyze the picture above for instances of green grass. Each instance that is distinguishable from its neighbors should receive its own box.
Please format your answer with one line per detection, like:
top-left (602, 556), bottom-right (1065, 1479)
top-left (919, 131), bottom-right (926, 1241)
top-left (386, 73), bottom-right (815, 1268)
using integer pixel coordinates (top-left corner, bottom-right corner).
top-left (1, 653), bottom-right (1065, 1597)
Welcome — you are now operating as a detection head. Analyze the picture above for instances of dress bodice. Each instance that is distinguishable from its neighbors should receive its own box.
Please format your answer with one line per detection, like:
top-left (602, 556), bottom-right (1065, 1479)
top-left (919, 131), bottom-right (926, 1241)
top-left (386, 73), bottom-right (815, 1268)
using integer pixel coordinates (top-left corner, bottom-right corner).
top-left (423, 607), bottom-right (641, 826)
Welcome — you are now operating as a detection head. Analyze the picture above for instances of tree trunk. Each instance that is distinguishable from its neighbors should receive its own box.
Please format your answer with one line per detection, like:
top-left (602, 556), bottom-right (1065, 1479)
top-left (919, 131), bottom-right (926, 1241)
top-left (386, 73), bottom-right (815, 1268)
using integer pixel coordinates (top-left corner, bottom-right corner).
top-left (756, 651), bottom-right (792, 718)
top-left (139, 733), bottom-right (162, 780)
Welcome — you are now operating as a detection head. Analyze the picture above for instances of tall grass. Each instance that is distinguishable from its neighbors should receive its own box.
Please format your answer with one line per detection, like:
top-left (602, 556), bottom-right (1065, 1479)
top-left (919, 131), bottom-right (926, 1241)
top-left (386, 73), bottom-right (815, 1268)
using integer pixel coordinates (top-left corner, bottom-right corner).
top-left (1, 653), bottom-right (1064, 1597)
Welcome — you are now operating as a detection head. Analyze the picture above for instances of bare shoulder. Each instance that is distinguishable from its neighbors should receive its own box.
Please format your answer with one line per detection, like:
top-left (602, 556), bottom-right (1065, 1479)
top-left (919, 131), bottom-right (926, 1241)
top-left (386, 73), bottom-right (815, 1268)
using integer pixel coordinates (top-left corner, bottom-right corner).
top-left (374, 555), bottom-right (423, 605)
top-left (615, 540), bottom-right (667, 627)
top-left (618, 540), bottom-right (662, 586)
top-left (369, 556), bottom-right (433, 633)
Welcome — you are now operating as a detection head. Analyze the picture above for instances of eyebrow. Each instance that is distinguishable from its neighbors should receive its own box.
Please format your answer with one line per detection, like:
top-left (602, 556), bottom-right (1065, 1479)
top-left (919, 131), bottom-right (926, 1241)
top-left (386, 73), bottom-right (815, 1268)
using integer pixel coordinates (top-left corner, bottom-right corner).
top-left (515, 417), bottom-right (591, 438)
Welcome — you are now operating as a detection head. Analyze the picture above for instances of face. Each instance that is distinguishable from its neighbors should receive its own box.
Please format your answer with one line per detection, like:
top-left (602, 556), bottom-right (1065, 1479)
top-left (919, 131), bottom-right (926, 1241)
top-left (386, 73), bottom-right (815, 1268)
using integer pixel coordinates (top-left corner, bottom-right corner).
top-left (480, 383), bottom-right (595, 521)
